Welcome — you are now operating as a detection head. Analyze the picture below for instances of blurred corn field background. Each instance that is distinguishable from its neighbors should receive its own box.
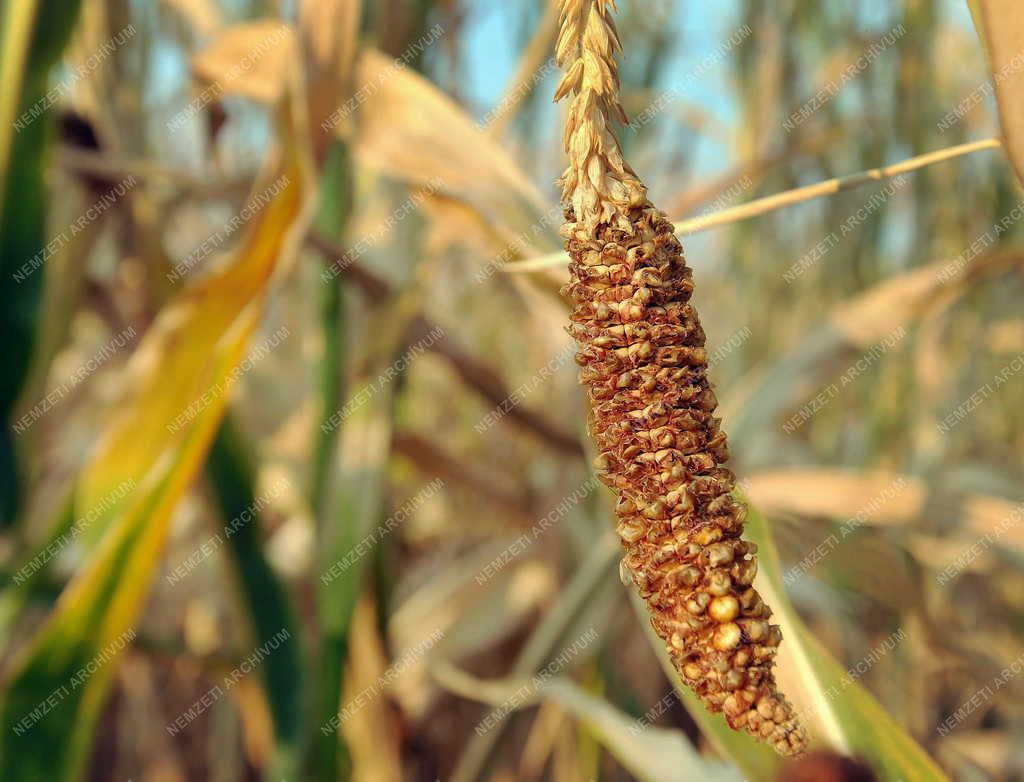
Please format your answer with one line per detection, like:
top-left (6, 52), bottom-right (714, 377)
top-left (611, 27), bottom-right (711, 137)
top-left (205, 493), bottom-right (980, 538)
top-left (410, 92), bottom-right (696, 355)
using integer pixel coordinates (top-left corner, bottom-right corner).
top-left (1, 0), bottom-right (1023, 780)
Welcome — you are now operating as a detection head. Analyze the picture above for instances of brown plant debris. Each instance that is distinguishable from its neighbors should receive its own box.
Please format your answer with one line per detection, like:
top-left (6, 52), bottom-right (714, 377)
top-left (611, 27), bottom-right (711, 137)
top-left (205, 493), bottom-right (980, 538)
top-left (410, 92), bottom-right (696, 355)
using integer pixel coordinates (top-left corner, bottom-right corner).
top-left (554, 0), bottom-right (807, 756)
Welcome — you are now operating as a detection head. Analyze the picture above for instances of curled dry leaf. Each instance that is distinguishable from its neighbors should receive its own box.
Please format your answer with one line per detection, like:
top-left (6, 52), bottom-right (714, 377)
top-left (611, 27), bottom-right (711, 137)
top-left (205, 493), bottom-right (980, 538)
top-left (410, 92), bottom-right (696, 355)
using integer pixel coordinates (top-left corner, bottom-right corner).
top-left (191, 20), bottom-right (299, 105)
top-left (349, 48), bottom-right (552, 231)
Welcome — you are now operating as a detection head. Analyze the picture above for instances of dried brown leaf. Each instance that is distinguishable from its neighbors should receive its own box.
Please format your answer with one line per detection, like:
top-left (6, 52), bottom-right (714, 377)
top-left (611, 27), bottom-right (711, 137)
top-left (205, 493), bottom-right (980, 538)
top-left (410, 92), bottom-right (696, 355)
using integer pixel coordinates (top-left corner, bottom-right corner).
top-left (350, 48), bottom-right (552, 231)
top-left (164, 0), bottom-right (223, 37)
top-left (191, 20), bottom-right (298, 104)
top-left (970, 0), bottom-right (1024, 188)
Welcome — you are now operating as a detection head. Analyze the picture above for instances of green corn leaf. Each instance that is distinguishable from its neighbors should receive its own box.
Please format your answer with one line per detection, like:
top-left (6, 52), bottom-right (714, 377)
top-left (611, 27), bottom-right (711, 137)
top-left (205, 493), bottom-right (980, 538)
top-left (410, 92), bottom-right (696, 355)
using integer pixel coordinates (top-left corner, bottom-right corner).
top-left (206, 415), bottom-right (306, 782)
top-left (0, 0), bottom-right (83, 525)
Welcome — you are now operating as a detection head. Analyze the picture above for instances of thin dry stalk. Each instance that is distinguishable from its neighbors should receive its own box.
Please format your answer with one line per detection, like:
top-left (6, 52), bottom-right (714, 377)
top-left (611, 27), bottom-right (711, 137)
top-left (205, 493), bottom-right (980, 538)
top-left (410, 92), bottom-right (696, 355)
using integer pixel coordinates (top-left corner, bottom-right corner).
top-left (555, 0), bottom-right (807, 755)
top-left (512, 136), bottom-right (1001, 273)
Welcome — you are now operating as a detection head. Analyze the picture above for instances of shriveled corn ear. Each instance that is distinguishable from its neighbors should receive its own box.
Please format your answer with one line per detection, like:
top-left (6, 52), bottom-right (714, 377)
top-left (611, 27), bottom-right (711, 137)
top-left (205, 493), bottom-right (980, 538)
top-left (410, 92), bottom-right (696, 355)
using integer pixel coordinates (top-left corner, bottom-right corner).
top-left (554, 0), bottom-right (807, 756)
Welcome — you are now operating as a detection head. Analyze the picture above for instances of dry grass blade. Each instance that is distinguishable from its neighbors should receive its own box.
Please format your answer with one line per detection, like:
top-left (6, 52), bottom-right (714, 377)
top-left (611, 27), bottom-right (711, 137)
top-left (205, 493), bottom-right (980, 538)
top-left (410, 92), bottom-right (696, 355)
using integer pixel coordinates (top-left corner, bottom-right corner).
top-left (164, 0), bottom-right (223, 37)
top-left (300, 0), bottom-right (358, 74)
top-left (830, 249), bottom-right (1023, 347)
top-left (745, 469), bottom-right (923, 527)
top-left (301, 0), bottom-right (360, 162)
top-left (341, 597), bottom-right (404, 781)
top-left (726, 250), bottom-right (1024, 443)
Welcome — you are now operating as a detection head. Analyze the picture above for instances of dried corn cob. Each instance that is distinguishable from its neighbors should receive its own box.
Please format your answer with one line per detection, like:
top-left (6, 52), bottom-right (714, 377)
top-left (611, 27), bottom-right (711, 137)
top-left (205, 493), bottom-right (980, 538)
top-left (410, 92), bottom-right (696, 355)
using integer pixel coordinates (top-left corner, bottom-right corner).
top-left (554, 0), bottom-right (807, 756)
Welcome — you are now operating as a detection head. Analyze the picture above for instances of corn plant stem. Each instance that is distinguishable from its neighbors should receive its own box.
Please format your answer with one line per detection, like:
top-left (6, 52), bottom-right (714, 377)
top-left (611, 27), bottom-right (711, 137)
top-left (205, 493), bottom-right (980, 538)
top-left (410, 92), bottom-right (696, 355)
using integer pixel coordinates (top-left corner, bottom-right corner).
top-left (207, 414), bottom-right (306, 782)
top-left (310, 144), bottom-right (353, 522)
top-left (309, 141), bottom-right (355, 782)
top-left (449, 533), bottom-right (620, 782)
top-left (310, 282), bottom-right (351, 781)
top-left (310, 277), bottom-right (345, 523)
top-left (507, 137), bottom-right (1002, 273)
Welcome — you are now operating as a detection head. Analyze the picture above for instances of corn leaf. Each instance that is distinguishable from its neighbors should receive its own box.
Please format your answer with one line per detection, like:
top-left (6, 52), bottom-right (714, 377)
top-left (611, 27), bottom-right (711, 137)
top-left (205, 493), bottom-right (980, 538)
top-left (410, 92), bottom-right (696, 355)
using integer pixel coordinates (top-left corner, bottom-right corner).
top-left (741, 497), bottom-right (949, 782)
top-left (633, 494), bottom-right (948, 780)
top-left (0, 139), bottom-right (311, 780)
top-left (77, 154), bottom-right (305, 526)
top-left (968, 0), bottom-right (1024, 188)
top-left (0, 0), bottom-right (83, 524)
top-left (434, 663), bottom-right (741, 782)
top-left (191, 20), bottom-right (298, 105)
top-left (0, 336), bottom-right (244, 780)
top-left (350, 48), bottom-right (554, 243)
top-left (206, 415), bottom-right (307, 781)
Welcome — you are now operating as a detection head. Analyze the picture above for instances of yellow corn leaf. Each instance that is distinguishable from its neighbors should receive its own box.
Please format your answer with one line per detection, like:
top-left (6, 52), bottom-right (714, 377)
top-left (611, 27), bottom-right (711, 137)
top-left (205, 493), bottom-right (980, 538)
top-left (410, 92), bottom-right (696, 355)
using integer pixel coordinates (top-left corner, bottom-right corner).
top-left (79, 157), bottom-right (302, 521)
top-left (0, 135), bottom-right (312, 781)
